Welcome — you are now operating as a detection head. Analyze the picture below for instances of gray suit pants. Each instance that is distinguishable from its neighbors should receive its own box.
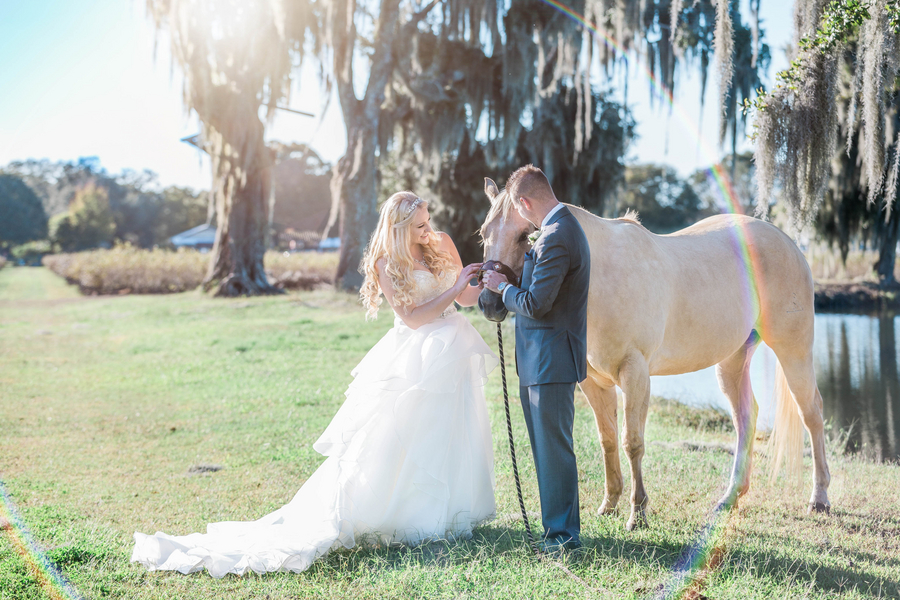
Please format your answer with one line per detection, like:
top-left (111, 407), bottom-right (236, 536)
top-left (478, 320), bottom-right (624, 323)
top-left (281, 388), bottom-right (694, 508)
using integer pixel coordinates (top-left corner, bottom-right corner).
top-left (519, 383), bottom-right (580, 544)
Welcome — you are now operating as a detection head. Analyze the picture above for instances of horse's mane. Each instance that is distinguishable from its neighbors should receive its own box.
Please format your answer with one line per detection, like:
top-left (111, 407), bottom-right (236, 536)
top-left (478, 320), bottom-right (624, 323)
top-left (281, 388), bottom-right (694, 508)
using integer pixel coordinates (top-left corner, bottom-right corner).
top-left (618, 208), bottom-right (641, 224)
top-left (486, 190), bottom-right (642, 228)
top-left (563, 203), bottom-right (642, 225)
top-left (484, 188), bottom-right (515, 223)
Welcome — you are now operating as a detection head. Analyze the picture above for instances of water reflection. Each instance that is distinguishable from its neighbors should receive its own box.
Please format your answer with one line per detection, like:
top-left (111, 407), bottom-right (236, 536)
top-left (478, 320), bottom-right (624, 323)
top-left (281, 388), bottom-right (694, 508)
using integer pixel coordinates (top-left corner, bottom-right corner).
top-left (648, 313), bottom-right (900, 462)
top-left (815, 314), bottom-right (900, 461)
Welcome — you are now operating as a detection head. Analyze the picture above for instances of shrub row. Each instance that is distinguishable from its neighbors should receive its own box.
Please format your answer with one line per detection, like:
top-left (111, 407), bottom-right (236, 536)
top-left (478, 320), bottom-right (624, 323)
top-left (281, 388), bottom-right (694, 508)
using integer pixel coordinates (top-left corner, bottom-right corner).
top-left (805, 244), bottom-right (900, 283)
top-left (43, 246), bottom-right (208, 294)
top-left (265, 251), bottom-right (337, 290)
top-left (42, 247), bottom-right (338, 295)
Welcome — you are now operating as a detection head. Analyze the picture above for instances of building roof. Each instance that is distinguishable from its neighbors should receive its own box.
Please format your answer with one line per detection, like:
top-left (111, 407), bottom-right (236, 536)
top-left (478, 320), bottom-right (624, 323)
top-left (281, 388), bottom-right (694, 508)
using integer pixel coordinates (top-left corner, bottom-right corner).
top-left (170, 224), bottom-right (216, 247)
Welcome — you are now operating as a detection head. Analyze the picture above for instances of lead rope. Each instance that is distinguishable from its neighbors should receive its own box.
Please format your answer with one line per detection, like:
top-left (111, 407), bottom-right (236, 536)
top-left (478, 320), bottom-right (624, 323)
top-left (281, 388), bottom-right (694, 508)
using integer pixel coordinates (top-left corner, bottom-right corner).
top-left (496, 322), bottom-right (540, 556)
top-left (495, 322), bottom-right (608, 598)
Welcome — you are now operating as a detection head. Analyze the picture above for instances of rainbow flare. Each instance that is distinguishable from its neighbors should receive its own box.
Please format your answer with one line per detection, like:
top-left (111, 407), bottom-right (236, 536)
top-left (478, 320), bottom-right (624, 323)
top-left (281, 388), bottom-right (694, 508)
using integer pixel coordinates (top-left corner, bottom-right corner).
top-left (0, 477), bottom-right (84, 600)
top-left (538, 0), bottom-right (769, 330)
top-left (538, 1), bottom-right (770, 597)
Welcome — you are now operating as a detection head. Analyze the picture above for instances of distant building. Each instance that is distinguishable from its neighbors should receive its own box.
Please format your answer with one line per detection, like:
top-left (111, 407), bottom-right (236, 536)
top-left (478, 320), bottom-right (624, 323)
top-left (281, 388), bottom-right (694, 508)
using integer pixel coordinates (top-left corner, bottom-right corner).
top-left (279, 229), bottom-right (340, 252)
top-left (318, 237), bottom-right (340, 251)
top-left (278, 228), bottom-right (322, 251)
top-left (170, 224), bottom-right (216, 251)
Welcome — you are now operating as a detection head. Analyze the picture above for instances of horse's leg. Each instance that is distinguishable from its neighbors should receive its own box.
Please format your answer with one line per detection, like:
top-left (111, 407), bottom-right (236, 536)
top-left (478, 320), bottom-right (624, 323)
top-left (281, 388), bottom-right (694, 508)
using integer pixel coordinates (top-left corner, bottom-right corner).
top-left (714, 332), bottom-right (761, 511)
top-left (580, 373), bottom-right (622, 515)
top-left (772, 348), bottom-right (832, 513)
top-left (618, 352), bottom-right (651, 531)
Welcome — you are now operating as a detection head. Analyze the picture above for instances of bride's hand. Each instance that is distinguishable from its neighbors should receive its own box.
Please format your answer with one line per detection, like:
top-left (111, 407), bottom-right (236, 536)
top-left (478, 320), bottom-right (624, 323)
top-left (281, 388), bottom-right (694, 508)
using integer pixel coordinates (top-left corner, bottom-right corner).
top-left (454, 263), bottom-right (483, 293)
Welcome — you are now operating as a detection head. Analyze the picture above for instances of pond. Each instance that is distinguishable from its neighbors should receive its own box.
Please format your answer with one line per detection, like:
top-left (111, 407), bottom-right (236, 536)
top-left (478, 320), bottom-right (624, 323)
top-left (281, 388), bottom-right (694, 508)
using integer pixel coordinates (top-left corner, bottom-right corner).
top-left (650, 312), bottom-right (900, 462)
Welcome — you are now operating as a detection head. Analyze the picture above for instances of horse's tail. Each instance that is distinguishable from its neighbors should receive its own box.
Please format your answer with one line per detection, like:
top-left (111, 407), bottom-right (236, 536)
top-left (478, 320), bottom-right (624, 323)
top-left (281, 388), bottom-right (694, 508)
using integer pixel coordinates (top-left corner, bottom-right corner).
top-left (767, 360), bottom-right (804, 484)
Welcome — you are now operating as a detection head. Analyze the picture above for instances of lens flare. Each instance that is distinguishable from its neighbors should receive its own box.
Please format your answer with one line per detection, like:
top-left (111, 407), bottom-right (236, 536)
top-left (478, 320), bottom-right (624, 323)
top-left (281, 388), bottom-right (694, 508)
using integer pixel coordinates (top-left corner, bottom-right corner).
top-left (0, 478), bottom-right (84, 600)
top-left (538, 1), bottom-right (770, 596)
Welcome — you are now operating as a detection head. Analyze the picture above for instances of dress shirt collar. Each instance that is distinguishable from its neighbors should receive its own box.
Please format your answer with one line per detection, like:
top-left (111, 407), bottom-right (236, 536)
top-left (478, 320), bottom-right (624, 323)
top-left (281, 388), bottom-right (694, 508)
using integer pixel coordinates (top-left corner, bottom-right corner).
top-left (541, 202), bottom-right (564, 229)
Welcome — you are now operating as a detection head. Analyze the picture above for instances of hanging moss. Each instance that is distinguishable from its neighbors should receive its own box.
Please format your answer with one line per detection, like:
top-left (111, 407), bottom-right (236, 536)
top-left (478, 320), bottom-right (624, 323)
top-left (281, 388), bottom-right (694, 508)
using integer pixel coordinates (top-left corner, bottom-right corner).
top-left (750, 0), bottom-right (900, 230)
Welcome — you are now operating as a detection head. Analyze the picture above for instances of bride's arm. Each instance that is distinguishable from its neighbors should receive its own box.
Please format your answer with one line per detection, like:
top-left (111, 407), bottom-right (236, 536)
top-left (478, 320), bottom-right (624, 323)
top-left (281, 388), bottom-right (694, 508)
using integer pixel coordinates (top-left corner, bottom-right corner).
top-left (376, 258), bottom-right (482, 330)
top-left (437, 233), bottom-right (482, 307)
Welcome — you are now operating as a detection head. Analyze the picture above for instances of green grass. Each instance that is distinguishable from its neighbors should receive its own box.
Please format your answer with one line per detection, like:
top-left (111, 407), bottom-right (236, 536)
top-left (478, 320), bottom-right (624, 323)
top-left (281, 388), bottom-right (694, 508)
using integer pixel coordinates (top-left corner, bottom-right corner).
top-left (1, 267), bottom-right (898, 599)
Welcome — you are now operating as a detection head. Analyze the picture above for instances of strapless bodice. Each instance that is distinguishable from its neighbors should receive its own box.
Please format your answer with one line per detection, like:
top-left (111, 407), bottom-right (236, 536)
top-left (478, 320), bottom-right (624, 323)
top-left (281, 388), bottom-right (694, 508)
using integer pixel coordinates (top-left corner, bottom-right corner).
top-left (398, 269), bottom-right (457, 319)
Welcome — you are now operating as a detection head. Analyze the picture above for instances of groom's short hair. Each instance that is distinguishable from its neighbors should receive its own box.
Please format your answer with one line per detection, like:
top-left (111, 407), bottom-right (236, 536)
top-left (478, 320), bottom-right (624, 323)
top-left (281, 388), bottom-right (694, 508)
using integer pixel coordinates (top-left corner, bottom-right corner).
top-left (506, 164), bottom-right (557, 205)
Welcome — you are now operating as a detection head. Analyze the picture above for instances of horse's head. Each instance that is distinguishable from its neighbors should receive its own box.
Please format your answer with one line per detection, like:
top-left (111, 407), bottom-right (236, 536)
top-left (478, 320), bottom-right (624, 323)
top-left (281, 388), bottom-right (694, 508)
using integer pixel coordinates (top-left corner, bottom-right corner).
top-left (477, 177), bottom-right (537, 322)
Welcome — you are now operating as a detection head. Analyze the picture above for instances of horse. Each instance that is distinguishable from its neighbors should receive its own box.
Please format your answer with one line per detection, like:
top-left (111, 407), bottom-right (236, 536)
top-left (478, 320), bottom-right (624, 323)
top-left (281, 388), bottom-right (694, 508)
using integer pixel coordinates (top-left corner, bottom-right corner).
top-left (477, 178), bottom-right (831, 531)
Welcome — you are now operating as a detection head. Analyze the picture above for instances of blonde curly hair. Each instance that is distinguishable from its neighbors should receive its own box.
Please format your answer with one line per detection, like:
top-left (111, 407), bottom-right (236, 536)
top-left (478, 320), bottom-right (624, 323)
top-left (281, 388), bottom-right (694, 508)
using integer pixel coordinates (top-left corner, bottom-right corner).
top-left (360, 191), bottom-right (456, 319)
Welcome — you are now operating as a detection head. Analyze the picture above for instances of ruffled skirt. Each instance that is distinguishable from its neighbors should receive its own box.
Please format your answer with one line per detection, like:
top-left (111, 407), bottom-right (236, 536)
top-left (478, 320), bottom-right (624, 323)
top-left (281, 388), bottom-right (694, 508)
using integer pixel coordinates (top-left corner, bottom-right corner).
top-left (131, 312), bottom-right (498, 578)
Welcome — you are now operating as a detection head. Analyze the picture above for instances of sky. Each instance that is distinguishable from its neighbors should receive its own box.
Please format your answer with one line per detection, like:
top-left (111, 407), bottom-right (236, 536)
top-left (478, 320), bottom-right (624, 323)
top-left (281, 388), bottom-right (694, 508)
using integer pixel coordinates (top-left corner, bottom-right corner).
top-left (0, 0), bottom-right (793, 191)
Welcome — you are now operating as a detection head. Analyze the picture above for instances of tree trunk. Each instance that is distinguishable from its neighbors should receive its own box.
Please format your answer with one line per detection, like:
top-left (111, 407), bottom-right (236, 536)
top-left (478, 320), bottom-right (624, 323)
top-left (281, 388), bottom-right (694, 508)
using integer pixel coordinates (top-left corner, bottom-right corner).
top-left (326, 0), bottom-right (401, 291)
top-left (875, 207), bottom-right (900, 288)
top-left (330, 121), bottom-right (380, 290)
top-left (203, 118), bottom-right (281, 297)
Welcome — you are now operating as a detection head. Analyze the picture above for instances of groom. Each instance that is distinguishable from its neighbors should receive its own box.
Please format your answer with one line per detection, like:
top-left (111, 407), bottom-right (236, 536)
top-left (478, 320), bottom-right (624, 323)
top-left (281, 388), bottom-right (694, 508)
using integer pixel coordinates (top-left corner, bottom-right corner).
top-left (482, 164), bottom-right (590, 553)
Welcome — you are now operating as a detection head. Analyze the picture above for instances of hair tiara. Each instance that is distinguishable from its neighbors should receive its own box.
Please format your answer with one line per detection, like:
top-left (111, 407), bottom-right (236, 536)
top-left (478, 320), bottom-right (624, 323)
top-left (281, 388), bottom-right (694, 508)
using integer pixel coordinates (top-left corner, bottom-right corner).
top-left (403, 197), bottom-right (423, 219)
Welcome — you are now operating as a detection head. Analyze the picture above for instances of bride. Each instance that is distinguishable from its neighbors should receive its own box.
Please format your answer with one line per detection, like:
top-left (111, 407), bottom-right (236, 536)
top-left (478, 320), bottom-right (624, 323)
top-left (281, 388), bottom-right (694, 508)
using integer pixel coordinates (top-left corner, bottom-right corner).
top-left (132, 192), bottom-right (498, 578)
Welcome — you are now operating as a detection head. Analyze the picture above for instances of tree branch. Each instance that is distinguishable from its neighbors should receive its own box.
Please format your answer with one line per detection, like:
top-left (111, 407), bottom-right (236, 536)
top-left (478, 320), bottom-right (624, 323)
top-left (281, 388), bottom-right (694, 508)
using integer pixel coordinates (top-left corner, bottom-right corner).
top-left (363, 0), bottom-right (402, 118)
top-left (408, 0), bottom-right (441, 29)
top-left (332, 0), bottom-right (361, 125)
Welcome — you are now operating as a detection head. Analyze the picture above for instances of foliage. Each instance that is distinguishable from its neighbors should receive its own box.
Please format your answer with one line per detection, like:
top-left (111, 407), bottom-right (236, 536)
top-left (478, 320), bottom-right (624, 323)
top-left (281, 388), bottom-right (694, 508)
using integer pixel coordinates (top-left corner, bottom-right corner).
top-left (270, 143), bottom-right (332, 237)
top-left (319, 0), bottom-right (767, 288)
top-left (140, 0), bottom-right (769, 291)
top-left (265, 251), bottom-right (338, 289)
top-left (746, 1), bottom-right (900, 286)
top-left (105, 171), bottom-right (208, 248)
top-left (146, 0), bottom-right (305, 296)
top-left (0, 270), bottom-right (898, 598)
top-left (810, 43), bottom-right (900, 283)
top-left (151, 185), bottom-right (209, 245)
top-left (805, 243), bottom-right (900, 282)
top-left (649, 396), bottom-right (733, 433)
top-left (42, 247), bottom-right (337, 295)
top-left (10, 240), bottom-right (52, 266)
top-left (759, 1), bottom-right (872, 93)
top-left (48, 184), bottom-right (116, 252)
top-left (382, 90), bottom-right (634, 263)
top-left (749, 0), bottom-right (900, 236)
top-left (515, 88), bottom-right (635, 216)
top-left (43, 245), bottom-right (208, 294)
top-left (0, 173), bottom-right (48, 246)
top-left (690, 152), bottom-right (757, 215)
top-left (3, 158), bottom-right (208, 249)
top-left (620, 164), bottom-right (714, 233)
top-left (2, 157), bottom-right (102, 218)
top-left (667, 0), bottom-right (771, 151)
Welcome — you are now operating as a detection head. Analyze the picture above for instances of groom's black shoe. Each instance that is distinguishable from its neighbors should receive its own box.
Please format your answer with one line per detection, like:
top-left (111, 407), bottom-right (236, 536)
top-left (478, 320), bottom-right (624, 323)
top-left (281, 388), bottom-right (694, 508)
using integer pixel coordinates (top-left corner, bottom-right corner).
top-left (538, 537), bottom-right (583, 558)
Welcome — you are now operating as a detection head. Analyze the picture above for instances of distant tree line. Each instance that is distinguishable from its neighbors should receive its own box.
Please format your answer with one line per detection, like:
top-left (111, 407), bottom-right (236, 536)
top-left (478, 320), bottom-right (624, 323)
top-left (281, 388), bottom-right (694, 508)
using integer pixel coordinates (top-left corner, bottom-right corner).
top-left (0, 149), bottom-right (759, 267)
top-left (618, 152), bottom-right (758, 235)
top-left (0, 150), bottom-right (334, 264)
top-left (0, 158), bottom-right (207, 262)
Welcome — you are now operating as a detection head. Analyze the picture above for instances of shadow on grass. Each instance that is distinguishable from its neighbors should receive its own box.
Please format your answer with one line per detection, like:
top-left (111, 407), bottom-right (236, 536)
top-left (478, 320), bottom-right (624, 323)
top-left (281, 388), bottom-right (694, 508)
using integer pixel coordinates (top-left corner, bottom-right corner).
top-left (296, 517), bottom-right (900, 599)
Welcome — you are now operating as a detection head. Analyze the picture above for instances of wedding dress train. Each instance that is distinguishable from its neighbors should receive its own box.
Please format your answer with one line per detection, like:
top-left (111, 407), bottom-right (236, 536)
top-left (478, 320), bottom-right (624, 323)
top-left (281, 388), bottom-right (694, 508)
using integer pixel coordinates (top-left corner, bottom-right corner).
top-left (131, 270), bottom-right (498, 577)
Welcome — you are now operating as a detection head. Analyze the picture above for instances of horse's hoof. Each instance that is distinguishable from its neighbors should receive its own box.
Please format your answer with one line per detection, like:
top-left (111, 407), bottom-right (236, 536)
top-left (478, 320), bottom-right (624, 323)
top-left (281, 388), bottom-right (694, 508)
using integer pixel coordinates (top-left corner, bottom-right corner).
top-left (597, 501), bottom-right (618, 516)
top-left (713, 497), bottom-right (739, 513)
top-left (808, 501), bottom-right (831, 515)
top-left (625, 511), bottom-right (648, 531)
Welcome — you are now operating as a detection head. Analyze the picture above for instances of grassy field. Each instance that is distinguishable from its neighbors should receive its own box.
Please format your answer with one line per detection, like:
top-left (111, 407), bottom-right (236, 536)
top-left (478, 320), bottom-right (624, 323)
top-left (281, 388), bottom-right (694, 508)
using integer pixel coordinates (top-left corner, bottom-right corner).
top-left (1, 267), bottom-right (898, 599)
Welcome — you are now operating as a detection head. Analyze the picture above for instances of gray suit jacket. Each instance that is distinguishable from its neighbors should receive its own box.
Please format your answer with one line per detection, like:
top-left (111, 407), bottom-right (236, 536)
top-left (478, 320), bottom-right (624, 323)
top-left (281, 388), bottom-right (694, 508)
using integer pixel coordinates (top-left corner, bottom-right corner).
top-left (503, 206), bottom-right (590, 387)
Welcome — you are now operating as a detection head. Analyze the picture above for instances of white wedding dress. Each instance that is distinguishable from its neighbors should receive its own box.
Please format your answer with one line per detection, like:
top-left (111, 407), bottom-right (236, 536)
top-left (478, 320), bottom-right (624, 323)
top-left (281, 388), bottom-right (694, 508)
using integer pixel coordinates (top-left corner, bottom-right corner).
top-left (131, 269), bottom-right (498, 578)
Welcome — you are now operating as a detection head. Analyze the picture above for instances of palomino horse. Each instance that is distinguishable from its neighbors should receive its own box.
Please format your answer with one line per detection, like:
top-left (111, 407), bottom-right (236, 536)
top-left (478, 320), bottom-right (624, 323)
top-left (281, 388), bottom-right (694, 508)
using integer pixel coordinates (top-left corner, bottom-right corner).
top-left (477, 178), bottom-right (831, 531)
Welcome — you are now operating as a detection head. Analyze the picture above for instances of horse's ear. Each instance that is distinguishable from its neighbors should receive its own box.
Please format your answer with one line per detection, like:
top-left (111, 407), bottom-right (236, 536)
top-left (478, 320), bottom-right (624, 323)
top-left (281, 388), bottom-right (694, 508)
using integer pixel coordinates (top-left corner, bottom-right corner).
top-left (484, 178), bottom-right (500, 202)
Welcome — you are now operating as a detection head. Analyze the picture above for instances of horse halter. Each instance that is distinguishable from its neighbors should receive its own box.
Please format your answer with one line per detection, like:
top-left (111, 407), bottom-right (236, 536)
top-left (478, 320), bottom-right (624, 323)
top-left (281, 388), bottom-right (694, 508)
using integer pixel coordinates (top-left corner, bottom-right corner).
top-left (478, 260), bottom-right (519, 288)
